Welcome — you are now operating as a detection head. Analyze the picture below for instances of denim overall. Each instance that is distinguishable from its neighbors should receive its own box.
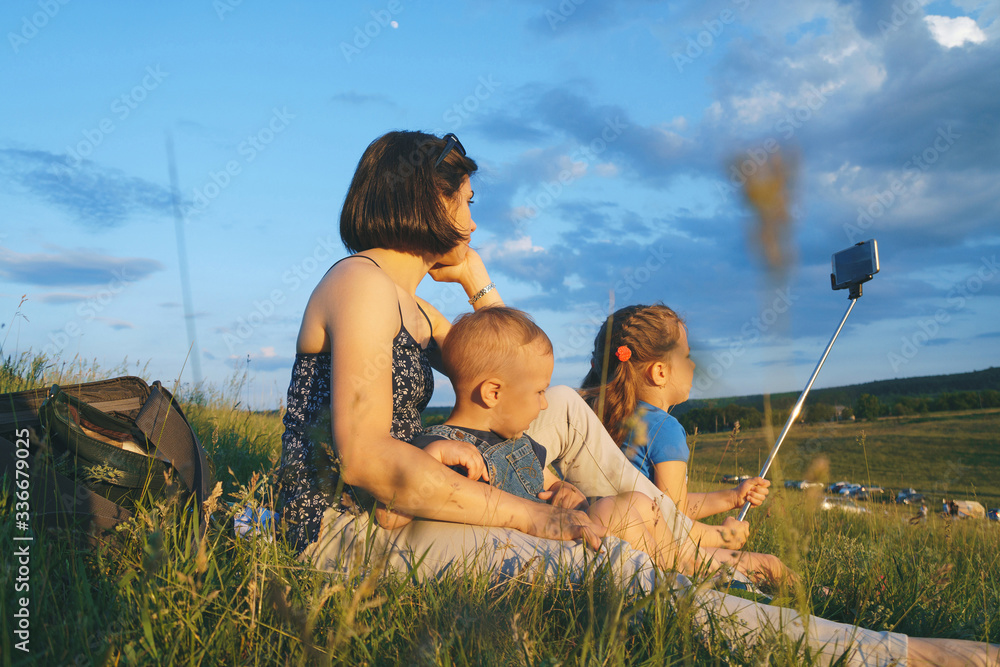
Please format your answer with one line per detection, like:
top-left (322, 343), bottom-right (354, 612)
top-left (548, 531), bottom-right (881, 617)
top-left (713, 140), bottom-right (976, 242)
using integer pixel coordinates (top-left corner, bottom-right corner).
top-left (421, 425), bottom-right (545, 502)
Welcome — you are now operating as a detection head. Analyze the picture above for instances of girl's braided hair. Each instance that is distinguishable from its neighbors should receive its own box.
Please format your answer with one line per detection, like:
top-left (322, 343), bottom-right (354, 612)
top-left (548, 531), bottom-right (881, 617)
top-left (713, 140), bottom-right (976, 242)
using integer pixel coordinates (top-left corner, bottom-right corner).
top-left (580, 304), bottom-right (685, 446)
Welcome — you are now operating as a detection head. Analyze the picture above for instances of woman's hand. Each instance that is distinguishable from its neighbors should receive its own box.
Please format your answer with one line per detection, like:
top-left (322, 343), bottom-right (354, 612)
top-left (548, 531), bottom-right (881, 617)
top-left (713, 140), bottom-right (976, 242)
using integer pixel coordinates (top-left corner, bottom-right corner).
top-left (537, 480), bottom-right (589, 511)
top-left (522, 504), bottom-right (606, 551)
top-left (423, 439), bottom-right (489, 482)
top-left (428, 246), bottom-right (483, 285)
top-left (734, 477), bottom-right (770, 509)
top-left (428, 248), bottom-right (502, 308)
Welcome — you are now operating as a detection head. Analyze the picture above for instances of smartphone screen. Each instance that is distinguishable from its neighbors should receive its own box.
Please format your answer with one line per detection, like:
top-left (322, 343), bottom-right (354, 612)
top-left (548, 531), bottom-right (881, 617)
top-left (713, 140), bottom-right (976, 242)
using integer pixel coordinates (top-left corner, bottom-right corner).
top-left (832, 240), bottom-right (879, 289)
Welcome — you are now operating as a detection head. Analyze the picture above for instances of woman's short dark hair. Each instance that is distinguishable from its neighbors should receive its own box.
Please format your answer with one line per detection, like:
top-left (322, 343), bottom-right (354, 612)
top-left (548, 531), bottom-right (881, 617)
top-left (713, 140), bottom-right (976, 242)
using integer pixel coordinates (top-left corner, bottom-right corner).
top-left (340, 131), bottom-right (478, 255)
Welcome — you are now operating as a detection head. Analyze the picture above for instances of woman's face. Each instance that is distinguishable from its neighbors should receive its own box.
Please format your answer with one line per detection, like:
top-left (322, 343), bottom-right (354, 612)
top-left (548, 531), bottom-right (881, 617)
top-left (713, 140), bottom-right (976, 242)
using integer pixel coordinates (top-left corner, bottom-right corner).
top-left (437, 177), bottom-right (476, 264)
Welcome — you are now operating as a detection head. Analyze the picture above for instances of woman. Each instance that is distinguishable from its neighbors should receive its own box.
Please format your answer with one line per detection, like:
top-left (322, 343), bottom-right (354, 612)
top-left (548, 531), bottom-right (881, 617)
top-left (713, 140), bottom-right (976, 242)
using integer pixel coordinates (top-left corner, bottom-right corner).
top-left (275, 131), bottom-right (997, 666)
top-left (277, 131), bottom-right (603, 555)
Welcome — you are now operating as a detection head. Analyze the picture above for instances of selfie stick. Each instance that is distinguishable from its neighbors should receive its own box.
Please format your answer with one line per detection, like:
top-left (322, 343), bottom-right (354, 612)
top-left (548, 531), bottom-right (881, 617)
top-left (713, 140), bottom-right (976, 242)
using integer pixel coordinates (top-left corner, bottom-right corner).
top-left (736, 241), bottom-right (877, 522)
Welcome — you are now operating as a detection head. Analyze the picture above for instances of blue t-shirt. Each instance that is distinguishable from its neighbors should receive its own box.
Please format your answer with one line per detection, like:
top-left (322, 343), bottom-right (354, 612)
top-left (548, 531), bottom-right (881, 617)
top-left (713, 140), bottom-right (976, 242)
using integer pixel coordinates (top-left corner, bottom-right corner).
top-left (622, 401), bottom-right (689, 482)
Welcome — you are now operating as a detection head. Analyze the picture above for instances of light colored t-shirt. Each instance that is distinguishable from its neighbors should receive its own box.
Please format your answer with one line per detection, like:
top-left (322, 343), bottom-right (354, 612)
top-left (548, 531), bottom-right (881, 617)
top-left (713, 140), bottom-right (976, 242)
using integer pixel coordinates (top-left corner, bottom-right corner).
top-left (622, 401), bottom-right (689, 482)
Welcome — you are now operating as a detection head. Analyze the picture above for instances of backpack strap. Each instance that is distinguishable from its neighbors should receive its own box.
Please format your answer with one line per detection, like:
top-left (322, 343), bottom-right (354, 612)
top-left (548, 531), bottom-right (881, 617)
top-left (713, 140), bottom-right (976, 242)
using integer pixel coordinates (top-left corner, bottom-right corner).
top-left (134, 382), bottom-right (213, 506)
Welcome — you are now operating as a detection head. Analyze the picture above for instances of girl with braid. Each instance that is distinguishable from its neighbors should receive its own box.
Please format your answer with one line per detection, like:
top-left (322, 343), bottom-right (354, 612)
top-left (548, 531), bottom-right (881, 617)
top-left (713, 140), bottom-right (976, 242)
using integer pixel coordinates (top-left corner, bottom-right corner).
top-left (582, 304), bottom-right (793, 586)
top-left (582, 304), bottom-right (767, 521)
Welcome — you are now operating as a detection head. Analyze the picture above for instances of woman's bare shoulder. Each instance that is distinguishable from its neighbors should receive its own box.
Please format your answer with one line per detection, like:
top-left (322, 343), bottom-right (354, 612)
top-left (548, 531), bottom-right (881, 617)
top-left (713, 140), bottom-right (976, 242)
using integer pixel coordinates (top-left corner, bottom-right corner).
top-left (298, 257), bottom-right (399, 352)
top-left (314, 256), bottom-right (393, 295)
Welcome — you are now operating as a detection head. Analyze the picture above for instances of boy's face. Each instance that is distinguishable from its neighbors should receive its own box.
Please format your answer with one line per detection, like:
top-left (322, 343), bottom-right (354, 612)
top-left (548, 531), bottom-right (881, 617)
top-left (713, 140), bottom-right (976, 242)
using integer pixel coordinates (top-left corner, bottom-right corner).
top-left (493, 343), bottom-right (553, 439)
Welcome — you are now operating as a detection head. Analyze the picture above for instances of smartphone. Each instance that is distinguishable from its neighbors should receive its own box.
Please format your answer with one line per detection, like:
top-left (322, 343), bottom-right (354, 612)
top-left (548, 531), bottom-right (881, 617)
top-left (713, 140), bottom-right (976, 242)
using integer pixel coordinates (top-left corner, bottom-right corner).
top-left (831, 239), bottom-right (879, 290)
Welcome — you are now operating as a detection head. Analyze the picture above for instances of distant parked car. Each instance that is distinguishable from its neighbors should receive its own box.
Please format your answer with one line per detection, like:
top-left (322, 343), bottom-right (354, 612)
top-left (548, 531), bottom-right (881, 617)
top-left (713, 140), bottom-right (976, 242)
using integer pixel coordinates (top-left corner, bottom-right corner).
top-left (853, 486), bottom-right (887, 502)
top-left (988, 509), bottom-right (999, 522)
top-left (828, 481), bottom-right (852, 494)
top-left (821, 496), bottom-right (869, 514)
top-left (896, 488), bottom-right (924, 505)
top-left (785, 480), bottom-right (824, 491)
top-left (721, 474), bottom-right (752, 484)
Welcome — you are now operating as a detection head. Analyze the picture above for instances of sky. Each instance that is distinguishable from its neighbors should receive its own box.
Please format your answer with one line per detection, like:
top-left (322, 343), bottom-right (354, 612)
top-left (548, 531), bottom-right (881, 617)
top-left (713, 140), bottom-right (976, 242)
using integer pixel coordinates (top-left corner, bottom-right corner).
top-left (1, 0), bottom-right (998, 410)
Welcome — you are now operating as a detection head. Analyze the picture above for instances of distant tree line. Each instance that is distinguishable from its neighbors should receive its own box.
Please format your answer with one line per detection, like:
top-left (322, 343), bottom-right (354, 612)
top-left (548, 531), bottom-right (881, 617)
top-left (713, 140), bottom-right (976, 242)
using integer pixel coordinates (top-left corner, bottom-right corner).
top-left (677, 389), bottom-right (1000, 433)
top-left (852, 389), bottom-right (1000, 421)
top-left (674, 367), bottom-right (999, 423)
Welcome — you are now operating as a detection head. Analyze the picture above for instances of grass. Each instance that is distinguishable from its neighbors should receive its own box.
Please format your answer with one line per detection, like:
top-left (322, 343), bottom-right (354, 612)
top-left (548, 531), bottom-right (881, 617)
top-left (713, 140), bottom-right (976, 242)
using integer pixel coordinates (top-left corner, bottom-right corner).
top-left (2, 356), bottom-right (999, 665)
top-left (688, 409), bottom-right (1000, 509)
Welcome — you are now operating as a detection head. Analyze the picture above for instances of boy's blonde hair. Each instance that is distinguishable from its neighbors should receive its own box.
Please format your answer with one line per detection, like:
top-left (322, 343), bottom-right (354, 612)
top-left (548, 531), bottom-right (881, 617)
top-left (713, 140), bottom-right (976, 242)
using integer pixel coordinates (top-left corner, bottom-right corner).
top-left (443, 306), bottom-right (553, 390)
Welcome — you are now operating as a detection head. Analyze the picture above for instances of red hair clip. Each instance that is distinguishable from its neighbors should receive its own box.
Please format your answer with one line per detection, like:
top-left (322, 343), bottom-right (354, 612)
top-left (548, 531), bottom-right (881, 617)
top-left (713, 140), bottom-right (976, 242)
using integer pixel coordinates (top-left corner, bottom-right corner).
top-left (616, 345), bottom-right (632, 362)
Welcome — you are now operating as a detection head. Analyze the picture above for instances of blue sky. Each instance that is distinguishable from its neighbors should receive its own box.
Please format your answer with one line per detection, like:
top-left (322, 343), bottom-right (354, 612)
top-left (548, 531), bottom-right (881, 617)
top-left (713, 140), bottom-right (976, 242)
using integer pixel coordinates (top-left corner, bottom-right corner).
top-left (2, 0), bottom-right (998, 409)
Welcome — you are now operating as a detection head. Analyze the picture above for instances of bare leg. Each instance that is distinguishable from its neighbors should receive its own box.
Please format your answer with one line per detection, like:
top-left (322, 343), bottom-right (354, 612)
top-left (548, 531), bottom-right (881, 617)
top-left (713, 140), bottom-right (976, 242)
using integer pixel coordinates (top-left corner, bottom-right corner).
top-left (701, 547), bottom-right (798, 589)
top-left (588, 494), bottom-right (665, 568)
top-left (526, 386), bottom-right (694, 542)
top-left (908, 637), bottom-right (1000, 667)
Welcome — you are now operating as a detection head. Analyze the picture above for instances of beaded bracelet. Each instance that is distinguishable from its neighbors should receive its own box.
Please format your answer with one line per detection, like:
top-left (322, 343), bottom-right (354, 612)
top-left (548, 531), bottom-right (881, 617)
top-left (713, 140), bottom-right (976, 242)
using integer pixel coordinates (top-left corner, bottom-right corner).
top-left (468, 282), bottom-right (496, 305)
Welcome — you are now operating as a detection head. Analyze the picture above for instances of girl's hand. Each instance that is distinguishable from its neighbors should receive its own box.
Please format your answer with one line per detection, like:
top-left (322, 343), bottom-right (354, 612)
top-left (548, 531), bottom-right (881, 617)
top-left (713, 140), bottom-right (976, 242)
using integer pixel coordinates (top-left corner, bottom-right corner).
top-left (717, 516), bottom-right (750, 549)
top-left (734, 477), bottom-right (770, 508)
top-left (537, 481), bottom-right (589, 511)
top-left (423, 439), bottom-right (489, 482)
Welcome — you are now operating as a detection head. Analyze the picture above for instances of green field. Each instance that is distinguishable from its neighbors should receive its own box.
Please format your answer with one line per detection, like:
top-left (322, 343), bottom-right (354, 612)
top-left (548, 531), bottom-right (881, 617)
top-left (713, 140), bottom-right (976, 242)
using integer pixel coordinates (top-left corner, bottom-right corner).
top-left (3, 360), bottom-right (1000, 665)
top-left (688, 409), bottom-right (1000, 509)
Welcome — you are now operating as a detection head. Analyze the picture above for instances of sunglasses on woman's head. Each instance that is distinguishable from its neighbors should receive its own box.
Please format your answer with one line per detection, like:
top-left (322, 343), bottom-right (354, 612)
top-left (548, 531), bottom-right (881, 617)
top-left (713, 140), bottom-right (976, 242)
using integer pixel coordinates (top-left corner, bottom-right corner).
top-left (434, 133), bottom-right (466, 168)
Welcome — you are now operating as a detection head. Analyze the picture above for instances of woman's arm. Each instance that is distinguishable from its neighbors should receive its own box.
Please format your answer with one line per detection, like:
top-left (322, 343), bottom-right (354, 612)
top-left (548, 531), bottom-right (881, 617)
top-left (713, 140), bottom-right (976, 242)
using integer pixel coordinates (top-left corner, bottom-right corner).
top-left (320, 262), bottom-right (600, 546)
top-left (372, 438), bottom-right (490, 530)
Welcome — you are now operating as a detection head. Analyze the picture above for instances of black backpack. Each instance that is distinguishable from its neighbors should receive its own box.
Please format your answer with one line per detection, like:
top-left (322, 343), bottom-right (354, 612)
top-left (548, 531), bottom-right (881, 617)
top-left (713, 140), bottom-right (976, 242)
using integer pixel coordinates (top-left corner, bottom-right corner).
top-left (0, 376), bottom-right (215, 537)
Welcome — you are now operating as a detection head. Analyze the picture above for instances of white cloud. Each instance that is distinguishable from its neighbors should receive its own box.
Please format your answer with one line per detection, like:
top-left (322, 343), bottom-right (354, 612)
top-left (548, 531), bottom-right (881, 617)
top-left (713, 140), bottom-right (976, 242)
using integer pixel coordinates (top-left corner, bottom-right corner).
top-left (94, 317), bottom-right (134, 331)
top-left (924, 15), bottom-right (987, 48)
top-left (479, 235), bottom-right (545, 261)
top-left (593, 162), bottom-right (619, 177)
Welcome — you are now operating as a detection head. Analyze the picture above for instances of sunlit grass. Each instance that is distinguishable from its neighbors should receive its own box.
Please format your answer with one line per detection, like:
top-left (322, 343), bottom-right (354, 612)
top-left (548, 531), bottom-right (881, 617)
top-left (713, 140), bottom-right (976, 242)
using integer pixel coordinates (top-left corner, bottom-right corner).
top-left (2, 354), bottom-right (999, 665)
